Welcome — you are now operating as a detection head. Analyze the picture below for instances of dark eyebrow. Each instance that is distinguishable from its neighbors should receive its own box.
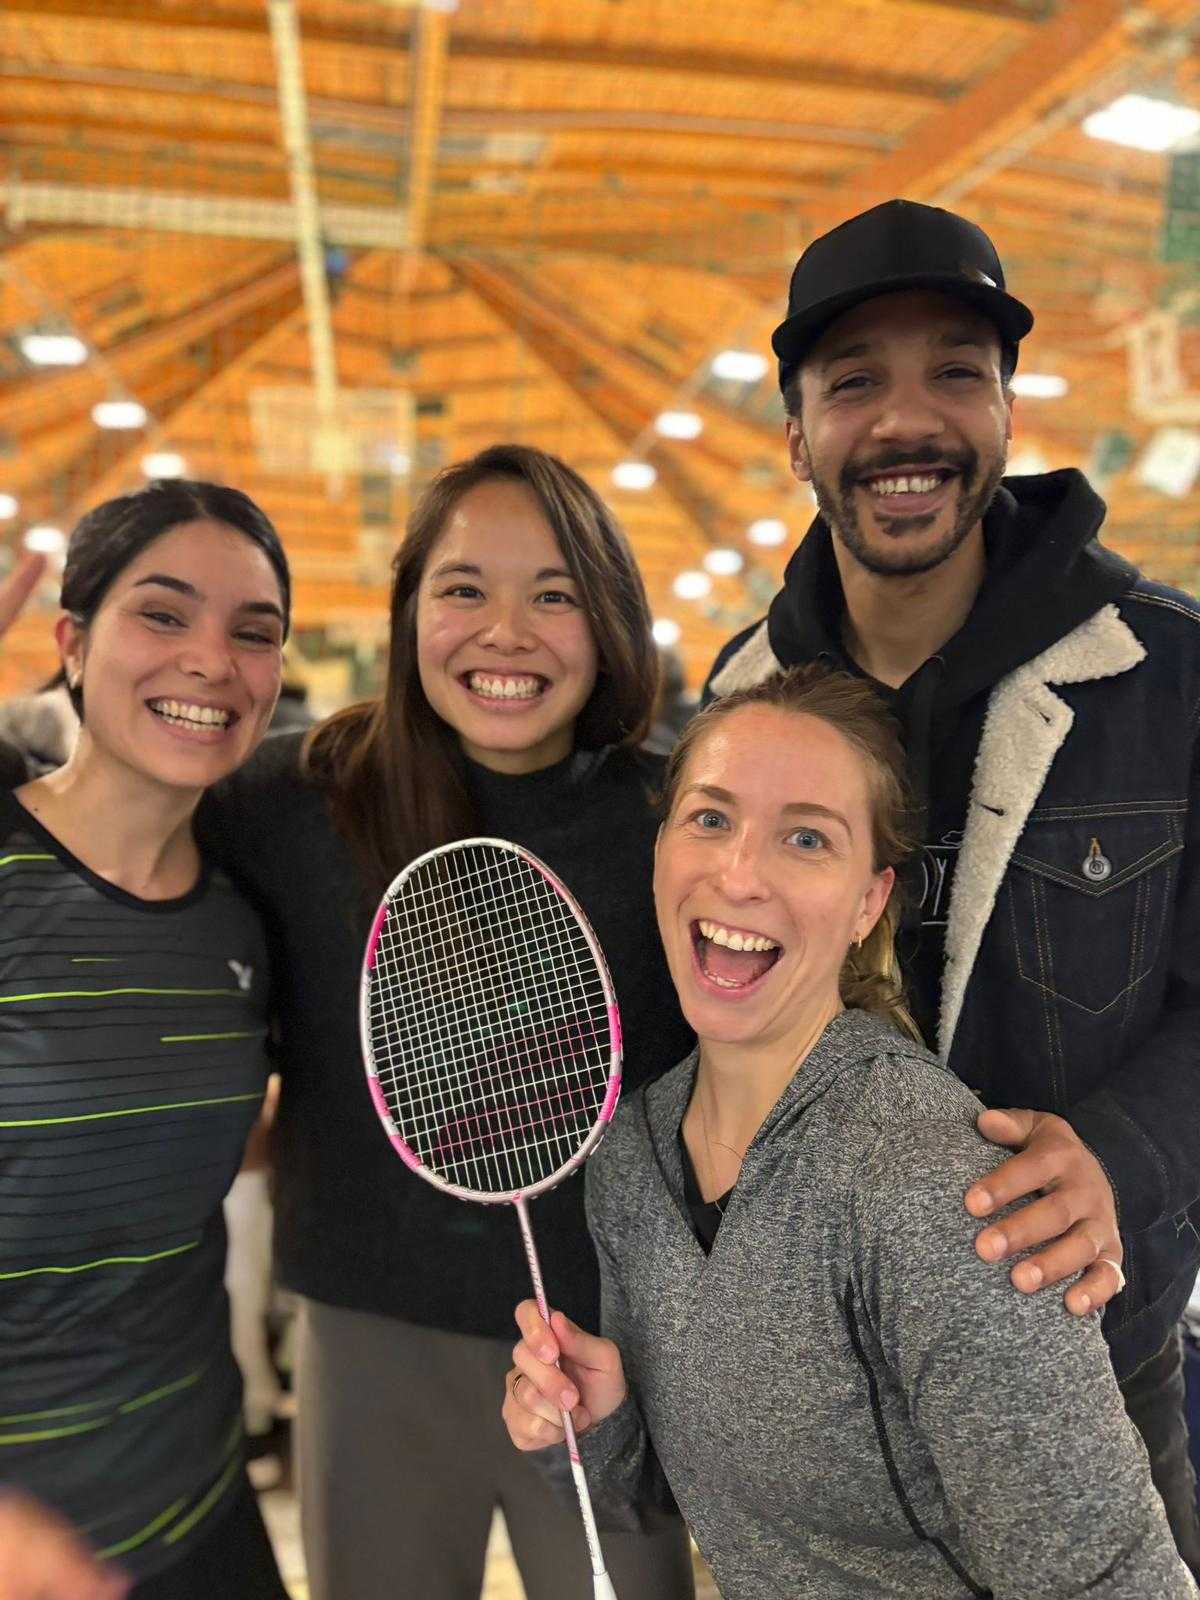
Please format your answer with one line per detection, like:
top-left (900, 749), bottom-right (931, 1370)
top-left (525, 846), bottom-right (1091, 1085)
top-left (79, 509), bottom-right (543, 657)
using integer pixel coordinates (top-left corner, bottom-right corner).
top-left (134, 574), bottom-right (197, 598)
top-left (684, 783), bottom-right (851, 833)
top-left (429, 562), bottom-right (481, 580)
top-left (429, 561), bottom-right (577, 583)
top-left (132, 573), bottom-right (284, 624)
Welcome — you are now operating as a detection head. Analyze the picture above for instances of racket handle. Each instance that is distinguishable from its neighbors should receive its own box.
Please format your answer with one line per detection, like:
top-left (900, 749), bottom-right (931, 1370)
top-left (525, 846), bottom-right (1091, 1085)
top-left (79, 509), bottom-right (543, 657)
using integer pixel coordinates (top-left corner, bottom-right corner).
top-left (515, 1197), bottom-right (620, 1600)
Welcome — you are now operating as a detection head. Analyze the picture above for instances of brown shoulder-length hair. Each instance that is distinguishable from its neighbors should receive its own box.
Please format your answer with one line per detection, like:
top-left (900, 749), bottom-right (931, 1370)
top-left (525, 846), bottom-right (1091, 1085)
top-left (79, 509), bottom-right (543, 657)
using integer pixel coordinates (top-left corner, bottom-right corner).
top-left (304, 443), bottom-right (659, 897)
top-left (659, 664), bottom-right (923, 1045)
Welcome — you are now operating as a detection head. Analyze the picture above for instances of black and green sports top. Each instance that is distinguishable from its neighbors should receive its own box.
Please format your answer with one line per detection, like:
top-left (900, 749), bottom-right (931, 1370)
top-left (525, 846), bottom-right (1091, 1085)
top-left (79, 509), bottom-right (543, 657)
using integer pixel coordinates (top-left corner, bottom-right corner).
top-left (0, 790), bottom-right (271, 1581)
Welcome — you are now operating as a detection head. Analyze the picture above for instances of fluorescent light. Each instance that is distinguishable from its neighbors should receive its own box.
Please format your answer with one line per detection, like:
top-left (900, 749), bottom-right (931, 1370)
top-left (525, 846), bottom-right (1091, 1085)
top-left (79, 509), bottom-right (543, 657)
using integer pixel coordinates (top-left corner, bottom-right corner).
top-left (703, 547), bottom-right (744, 576)
top-left (24, 525), bottom-right (65, 554)
top-left (20, 333), bottom-right (88, 367)
top-left (1010, 373), bottom-right (1069, 399)
top-left (612, 461), bottom-right (657, 491)
top-left (1083, 94), bottom-right (1200, 154)
top-left (652, 618), bottom-right (682, 647)
top-left (0, 494), bottom-right (18, 520)
top-left (712, 350), bottom-right (768, 383)
top-left (673, 570), bottom-right (712, 601)
top-left (748, 517), bottom-right (788, 547)
top-left (142, 452), bottom-right (186, 479)
top-left (655, 410), bottom-right (703, 440)
top-left (92, 400), bottom-right (148, 430)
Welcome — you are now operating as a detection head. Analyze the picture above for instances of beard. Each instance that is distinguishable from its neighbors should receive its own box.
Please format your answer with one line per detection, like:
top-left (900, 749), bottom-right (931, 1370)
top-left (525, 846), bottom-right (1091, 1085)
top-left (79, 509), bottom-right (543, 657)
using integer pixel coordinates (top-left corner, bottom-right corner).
top-left (809, 443), bottom-right (1006, 578)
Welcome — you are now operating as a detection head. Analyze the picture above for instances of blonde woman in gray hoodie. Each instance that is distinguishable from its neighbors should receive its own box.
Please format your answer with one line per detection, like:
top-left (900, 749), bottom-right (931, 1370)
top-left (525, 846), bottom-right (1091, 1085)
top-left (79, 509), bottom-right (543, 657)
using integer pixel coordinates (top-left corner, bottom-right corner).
top-left (504, 664), bottom-right (1195, 1600)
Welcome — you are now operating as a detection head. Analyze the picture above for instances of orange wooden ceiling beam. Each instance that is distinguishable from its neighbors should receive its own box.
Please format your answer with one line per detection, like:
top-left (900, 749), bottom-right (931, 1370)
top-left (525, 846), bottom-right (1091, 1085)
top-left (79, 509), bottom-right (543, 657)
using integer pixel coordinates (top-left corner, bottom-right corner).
top-left (806, 0), bottom-right (1131, 227)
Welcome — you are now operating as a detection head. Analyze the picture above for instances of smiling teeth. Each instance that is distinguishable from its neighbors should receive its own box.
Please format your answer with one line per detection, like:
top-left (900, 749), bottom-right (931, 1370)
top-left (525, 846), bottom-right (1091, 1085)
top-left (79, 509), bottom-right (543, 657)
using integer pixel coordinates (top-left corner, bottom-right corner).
top-left (698, 919), bottom-right (778, 953)
top-left (869, 474), bottom-right (942, 496)
top-left (468, 673), bottom-right (542, 700)
top-left (149, 699), bottom-right (230, 727)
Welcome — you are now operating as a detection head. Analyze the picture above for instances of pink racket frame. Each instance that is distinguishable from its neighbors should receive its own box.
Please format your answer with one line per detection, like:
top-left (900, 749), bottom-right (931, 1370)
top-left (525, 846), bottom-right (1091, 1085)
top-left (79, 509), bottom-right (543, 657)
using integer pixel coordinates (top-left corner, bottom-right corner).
top-left (360, 836), bottom-right (623, 1205)
top-left (359, 837), bottom-right (626, 1598)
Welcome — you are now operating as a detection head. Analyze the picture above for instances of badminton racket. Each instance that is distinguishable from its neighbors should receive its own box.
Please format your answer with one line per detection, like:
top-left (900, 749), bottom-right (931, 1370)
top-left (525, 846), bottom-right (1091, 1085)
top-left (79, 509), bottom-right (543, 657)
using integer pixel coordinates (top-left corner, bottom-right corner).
top-left (360, 837), bottom-right (623, 1600)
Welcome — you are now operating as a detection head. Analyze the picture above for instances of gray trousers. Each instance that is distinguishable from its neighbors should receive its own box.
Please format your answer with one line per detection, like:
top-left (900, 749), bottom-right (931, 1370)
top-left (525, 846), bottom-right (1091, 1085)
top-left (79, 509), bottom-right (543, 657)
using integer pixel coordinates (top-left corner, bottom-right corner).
top-left (296, 1297), bottom-right (695, 1600)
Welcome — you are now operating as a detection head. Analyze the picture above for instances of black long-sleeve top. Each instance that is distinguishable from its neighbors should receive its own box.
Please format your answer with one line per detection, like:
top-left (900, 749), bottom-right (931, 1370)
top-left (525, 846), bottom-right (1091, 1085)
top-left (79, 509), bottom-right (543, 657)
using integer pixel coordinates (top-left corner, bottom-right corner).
top-left (197, 731), bottom-right (693, 1337)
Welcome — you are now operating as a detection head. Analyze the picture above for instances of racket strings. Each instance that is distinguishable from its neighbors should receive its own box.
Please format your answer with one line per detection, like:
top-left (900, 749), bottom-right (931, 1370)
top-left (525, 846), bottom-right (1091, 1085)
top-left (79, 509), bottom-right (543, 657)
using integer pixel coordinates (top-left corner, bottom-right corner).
top-left (366, 845), bottom-right (613, 1194)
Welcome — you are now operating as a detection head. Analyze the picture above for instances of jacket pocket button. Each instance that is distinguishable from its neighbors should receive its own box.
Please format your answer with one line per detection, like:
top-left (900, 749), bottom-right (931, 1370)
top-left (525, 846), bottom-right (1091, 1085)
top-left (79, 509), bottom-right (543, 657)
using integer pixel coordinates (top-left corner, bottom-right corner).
top-left (1082, 837), bottom-right (1112, 883)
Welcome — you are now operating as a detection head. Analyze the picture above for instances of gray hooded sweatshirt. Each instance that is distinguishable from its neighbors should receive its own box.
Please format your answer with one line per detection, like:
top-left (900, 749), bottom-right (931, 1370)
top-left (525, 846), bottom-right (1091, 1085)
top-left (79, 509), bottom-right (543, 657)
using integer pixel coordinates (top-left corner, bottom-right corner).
top-left (577, 1009), bottom-right (1195, 1599)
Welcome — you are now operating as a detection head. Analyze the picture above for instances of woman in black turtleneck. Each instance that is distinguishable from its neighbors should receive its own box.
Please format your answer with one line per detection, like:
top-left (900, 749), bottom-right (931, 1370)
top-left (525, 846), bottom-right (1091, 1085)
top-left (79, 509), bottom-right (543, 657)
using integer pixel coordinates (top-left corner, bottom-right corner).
top-left (198, 445), bottom-right (695, 1600)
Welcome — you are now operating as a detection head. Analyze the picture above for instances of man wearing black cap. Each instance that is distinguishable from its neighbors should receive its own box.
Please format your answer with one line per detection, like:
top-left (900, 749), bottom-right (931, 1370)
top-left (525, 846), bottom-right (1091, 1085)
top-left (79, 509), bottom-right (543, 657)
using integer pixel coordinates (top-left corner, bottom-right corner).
top-left (705, 198), bottom-right (1200, 1570)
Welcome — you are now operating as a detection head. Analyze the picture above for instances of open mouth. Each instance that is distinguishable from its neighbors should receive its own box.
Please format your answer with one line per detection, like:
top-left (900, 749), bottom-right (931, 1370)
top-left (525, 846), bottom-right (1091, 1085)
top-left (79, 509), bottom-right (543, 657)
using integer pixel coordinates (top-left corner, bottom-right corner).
top-left (462, 671), bottom-right (548, 704)
top-left (691, 918), bottom-right (782, 993)
top-left (857, 466), bottom-right (959, 516)
top-left (147, 697), bottom-right (237, 734)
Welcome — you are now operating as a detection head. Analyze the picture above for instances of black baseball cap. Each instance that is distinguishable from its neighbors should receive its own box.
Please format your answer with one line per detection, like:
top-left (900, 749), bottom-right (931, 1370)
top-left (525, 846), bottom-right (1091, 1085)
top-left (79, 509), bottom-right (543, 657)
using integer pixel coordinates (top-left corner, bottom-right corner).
top-left (771, 199), bottom-right (1034, 392)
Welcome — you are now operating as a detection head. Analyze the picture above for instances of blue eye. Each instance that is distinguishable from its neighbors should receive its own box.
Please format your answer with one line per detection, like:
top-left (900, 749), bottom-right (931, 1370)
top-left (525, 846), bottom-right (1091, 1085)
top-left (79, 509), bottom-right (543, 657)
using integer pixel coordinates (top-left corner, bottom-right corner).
top-left (788, 827), bottom-right (825, 851)
top-left (685, 808), bottom-right (727, 831)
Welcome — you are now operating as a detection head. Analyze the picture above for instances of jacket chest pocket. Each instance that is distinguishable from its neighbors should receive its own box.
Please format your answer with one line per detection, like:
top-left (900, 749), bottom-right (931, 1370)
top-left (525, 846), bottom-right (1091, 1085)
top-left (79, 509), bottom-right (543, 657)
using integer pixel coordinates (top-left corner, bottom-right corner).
top-left (1003, 807), bottom-right (1183, 1015)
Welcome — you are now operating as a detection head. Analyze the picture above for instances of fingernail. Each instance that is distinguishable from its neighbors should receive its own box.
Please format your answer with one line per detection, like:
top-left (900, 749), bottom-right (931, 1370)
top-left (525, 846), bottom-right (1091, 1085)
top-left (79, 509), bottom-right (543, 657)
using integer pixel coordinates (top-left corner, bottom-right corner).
top-left (969, 1187), bottom-right (993, 1213)
top-left (539, 1344), bottom-right (555, 1361)
top-left (562, 1387), bottom-right (578, 1409)
top-left (1017, 1264), bottom-right (1042, 1289)
top-left (981, 1231), bottom-right (1007, 1260)
top-left (1077, 1294), bottom-right (1091, 1313)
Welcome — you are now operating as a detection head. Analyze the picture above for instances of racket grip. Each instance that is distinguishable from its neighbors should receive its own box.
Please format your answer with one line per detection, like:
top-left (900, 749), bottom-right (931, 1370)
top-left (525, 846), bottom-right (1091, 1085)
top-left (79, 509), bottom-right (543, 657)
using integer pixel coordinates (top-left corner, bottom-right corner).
top-left (516, 1198), bottom-right (620, 1599)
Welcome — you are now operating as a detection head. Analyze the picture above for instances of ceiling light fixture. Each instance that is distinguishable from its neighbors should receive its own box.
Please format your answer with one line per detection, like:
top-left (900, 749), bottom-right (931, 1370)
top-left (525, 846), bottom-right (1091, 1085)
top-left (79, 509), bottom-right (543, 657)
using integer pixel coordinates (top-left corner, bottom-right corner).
top-left (142, 452), bottom-right (186, 479)
top-left (652, 618), bottom-right (682, 647)
top-left (673, 570), bottom-right (712, 601)
top-left (1083, 94), bottom-right (1200, 154)
top-left (654, 410), bottom-right (703, 440)
top-left (1010, 374), bottom-right (1069, 399)
top-left (20, 333), bottom-right (88, 367)
top-left (747, 518), bottom-right (788, 546)
top-left (92, 400), bottom-right (148, 430)
top-left (703, 548), bottom-right (744, 576)
top-left (711, 350), bottom-right (768, 383)
top-left (24, 525), bottom-right (66, 555)
top-left (612, 461), bottom-right (657, 491)
top-left (0, 494), bottom-right (18, 520)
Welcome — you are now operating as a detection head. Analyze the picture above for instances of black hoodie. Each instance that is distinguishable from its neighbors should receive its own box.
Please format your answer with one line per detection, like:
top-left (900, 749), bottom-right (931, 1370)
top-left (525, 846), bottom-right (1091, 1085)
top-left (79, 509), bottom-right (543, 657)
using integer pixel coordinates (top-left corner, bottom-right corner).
top-left (755, 469), bottom-right (1138, 1041)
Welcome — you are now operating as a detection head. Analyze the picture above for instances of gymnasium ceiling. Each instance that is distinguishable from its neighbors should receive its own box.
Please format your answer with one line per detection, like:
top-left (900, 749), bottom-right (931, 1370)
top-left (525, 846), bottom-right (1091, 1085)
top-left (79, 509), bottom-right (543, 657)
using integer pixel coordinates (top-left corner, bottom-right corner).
top-left (1, 0), bottom-right (1198, 693)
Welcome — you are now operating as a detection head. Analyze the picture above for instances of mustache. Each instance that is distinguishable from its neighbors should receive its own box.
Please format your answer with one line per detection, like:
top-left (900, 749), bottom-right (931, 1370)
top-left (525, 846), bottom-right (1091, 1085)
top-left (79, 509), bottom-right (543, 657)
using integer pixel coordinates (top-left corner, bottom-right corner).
top-left (840, 445), bottom-right (977, 491)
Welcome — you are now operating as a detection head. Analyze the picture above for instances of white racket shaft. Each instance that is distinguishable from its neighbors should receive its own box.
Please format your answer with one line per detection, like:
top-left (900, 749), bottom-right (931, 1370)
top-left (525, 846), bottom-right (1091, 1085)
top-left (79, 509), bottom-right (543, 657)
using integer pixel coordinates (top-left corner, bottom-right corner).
top-left (516, 1198), bottom-right (619, 1600)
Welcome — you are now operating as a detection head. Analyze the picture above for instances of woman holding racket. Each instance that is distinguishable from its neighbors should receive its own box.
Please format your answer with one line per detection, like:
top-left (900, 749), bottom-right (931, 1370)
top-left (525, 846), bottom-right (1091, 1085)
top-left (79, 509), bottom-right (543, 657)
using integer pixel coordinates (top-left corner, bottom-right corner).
top-left (0, 481), bottom-right (291, 1600)
top-left (504, 665), bottom-right (1196, 1598)
top-left (199, 444), bottom-right (695, 1598)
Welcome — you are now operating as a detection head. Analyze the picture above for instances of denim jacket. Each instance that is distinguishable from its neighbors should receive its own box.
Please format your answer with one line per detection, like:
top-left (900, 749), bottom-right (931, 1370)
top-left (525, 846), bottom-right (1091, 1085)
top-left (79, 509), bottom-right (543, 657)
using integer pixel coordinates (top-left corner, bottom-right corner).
top-left (708, 578), bottom-right (1200, 1378)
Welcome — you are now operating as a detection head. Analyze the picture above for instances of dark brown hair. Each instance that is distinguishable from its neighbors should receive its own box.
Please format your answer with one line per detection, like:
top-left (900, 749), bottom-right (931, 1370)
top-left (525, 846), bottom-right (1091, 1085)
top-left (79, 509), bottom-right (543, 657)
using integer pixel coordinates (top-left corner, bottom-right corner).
top-left (660, 664), bottom-right (922, 1043)
top-left (305, 443), bottom-right (659, 896)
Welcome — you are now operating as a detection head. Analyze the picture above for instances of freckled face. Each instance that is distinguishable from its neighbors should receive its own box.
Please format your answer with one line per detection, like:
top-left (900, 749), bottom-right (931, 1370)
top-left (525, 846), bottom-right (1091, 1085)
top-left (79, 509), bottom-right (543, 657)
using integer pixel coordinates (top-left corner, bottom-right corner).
top-left (789, 290), bottom-right (1013, 578)
top-left (58, 519), bottom-right (285, 794)
top-left (415, 478), bottom-right (600, 775)
top-left (654, 706), bottom-right (893, 1054)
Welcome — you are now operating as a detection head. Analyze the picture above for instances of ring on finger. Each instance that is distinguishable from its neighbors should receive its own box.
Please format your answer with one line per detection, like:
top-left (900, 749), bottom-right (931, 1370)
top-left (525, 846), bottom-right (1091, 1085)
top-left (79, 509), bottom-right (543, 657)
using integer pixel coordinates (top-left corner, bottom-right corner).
top-left (1097, 1255), bottom-right (1126, 1295)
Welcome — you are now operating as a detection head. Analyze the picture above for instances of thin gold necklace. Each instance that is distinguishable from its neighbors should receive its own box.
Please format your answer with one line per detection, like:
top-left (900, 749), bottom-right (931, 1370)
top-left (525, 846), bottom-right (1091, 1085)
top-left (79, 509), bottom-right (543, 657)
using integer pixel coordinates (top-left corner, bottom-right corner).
top-left (696, 1090), bottom-right (744, 1215)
